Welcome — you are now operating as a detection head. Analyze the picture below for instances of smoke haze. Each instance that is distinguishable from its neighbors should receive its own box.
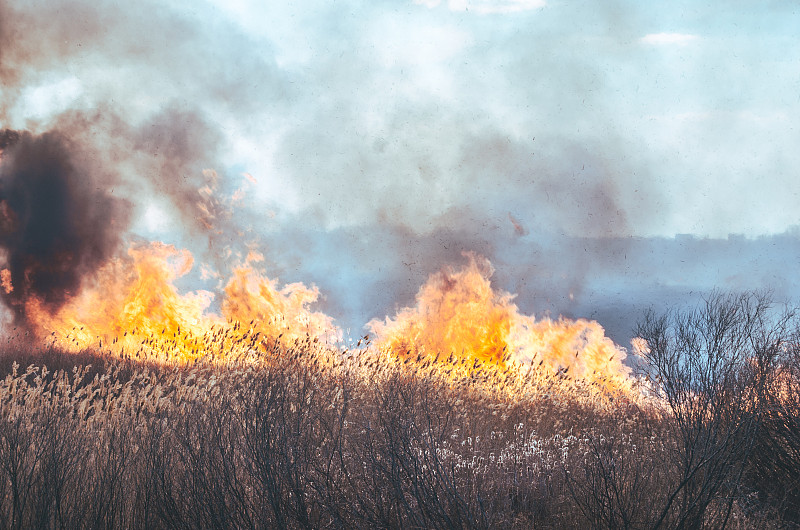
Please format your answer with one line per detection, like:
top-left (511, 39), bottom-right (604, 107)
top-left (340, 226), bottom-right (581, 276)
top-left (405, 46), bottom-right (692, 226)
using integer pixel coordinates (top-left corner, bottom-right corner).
top-left (1, 0), bottom-right (799, 345)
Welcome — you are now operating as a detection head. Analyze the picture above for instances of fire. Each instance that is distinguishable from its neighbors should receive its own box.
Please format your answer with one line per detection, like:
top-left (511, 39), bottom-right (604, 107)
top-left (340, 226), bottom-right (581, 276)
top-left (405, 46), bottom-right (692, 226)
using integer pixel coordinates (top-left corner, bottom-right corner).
top-left (368, 254), bottom-right (515, 364)
top-left (223, 258), bottom-right (338, 346)
top-left (16, 241), bottom-right (631, 392)
top-left (22, 243), bottom-right (631, 390)
top-left (368, 253), bottom-right (631, 389)
top-left (1, 268), bottom-right (11, 294)
top-left (1, 129), bottom-right (633, 394)
top-left (25, 242), bottom-right (338, 360)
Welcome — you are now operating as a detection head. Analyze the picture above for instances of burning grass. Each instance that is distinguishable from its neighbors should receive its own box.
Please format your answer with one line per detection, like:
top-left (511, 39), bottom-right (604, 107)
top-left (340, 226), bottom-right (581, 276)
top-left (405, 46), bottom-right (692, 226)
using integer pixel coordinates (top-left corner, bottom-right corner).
top-left (23, 242), bottom-right (339, 361)
top-left (368, 253), bottom-right (632, 392)
top-left (14, 245), bottom-right (631, 394)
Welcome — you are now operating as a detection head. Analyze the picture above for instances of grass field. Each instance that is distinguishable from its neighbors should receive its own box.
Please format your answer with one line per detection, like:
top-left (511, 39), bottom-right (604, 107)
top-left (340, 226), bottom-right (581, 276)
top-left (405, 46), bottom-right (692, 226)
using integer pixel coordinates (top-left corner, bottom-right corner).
top-left (0, 292), bottom-right (798, 530)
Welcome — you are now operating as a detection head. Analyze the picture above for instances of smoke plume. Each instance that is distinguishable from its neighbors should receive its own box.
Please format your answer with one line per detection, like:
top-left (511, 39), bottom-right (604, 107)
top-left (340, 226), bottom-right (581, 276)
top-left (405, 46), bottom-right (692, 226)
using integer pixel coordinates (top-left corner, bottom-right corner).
top-left (0, 129), bottom-right (130, 322)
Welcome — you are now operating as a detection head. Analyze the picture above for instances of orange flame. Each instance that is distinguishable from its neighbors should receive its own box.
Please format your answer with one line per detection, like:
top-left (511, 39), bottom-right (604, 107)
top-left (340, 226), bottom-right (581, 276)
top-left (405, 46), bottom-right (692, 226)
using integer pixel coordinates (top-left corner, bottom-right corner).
top-left (223, 261), bottom-right (337, 346)
top-left (368, 253), bottom-right (631, 388)
top-left (20, 239), bottom-right (630, 390)
top-left (25, 242), bottom-right (339, 360)
top-left (1, 268), bottom-right (12, 294)
top-left (368, 254), bottom-right (514, 364)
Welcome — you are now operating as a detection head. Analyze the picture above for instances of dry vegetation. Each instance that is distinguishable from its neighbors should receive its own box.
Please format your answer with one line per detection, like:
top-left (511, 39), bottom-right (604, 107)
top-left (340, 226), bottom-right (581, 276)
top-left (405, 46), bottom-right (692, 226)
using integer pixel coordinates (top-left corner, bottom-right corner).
top-left (0, 292), bottom-right (797, 529)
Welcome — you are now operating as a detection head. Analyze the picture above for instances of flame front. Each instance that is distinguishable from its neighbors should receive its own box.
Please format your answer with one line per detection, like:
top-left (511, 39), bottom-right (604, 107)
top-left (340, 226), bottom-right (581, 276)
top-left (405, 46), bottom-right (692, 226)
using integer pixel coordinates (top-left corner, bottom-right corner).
top-left (18, 240), bottom-right (630, 389)
top-left (25, 242), bottom-right (338, 360)
top-left (368, 253), bottom-right (631, 389)
top-left (368, 254), bottom-right (515, 364)
top-left (223, 258), bottom-right (337, 346)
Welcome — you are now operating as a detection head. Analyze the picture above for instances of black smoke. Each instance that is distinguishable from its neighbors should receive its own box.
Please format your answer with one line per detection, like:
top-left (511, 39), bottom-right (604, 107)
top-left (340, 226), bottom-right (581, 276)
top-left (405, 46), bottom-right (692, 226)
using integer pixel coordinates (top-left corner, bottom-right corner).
top-left (0, 129), bottom-right (130, 322)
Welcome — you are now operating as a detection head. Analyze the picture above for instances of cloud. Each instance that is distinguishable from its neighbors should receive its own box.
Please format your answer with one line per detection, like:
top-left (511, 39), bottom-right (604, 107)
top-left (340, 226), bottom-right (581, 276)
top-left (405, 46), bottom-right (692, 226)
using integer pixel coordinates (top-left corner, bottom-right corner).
top-left (415, 0), bottom-right (546, 13)
top-left (369, 18), bottom-right (472, 67)
top-left (413, 0), bottom-right (441, 7)
top-left (641, 32), bottom-right (700, 46)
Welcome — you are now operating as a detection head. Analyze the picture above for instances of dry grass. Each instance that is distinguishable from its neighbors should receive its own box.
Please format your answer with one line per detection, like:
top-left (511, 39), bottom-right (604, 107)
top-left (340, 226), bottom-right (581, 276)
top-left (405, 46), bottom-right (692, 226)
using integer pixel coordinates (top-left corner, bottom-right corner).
top-left (0, 314), bottom-right (796, 529)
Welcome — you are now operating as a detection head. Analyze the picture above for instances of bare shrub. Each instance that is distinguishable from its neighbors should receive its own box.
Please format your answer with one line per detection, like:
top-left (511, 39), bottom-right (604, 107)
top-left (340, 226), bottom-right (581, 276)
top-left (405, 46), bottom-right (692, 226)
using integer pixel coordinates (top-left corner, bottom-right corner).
top-left (635, 291), bottom-right (796, 529)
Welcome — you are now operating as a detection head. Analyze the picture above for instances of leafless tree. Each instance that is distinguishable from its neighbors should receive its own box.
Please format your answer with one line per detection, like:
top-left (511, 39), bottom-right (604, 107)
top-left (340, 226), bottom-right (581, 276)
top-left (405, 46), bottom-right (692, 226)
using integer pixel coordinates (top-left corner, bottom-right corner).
top-left (635, 291), bottom-right (795, 529)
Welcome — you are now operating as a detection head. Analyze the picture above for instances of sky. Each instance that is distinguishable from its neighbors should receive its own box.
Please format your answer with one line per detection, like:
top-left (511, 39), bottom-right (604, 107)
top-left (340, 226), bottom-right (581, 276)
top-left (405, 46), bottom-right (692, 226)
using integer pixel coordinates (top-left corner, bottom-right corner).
top-left (1, 0), bottom-right (799, 345)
